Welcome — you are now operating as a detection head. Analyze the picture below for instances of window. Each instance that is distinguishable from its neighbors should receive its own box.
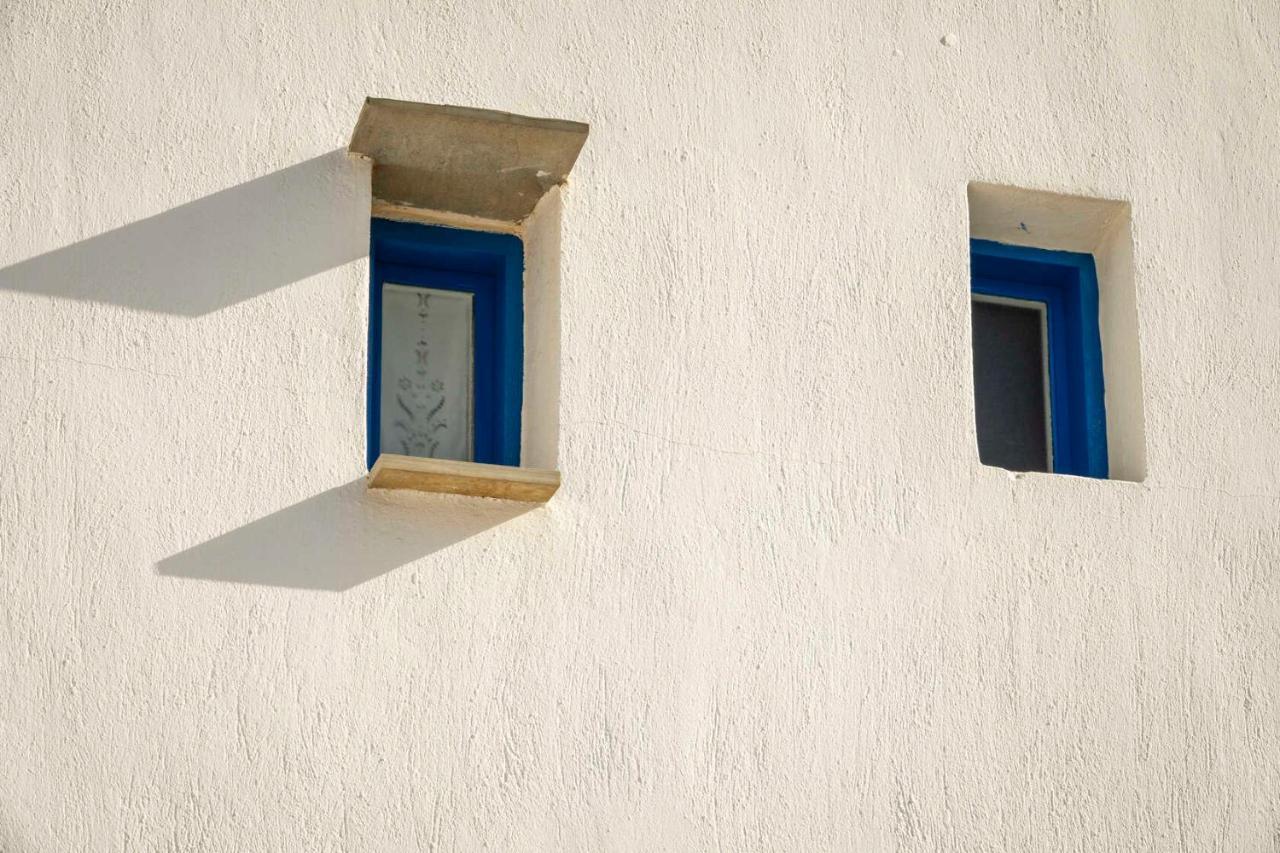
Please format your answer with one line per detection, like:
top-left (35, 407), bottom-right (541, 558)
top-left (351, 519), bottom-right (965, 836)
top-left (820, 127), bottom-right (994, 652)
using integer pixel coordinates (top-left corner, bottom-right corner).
top-left (970, 239), bottom-right (1108, 478)
top-left (349, 97), bottom-right (587, 501)
top-left (367, 218), bottom-right (524, 469)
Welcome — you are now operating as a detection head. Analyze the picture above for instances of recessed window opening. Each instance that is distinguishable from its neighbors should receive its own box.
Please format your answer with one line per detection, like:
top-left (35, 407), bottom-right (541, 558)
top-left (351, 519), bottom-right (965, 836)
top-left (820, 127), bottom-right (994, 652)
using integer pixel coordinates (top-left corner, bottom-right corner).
top-left (967, 182), bottom-right (1147, 483)
top-left (367, 218), bottom-right (524, 470)
top-left (349, 97), bottom-right (586, 502)
top-left (970, 239), bottom-right (1108, 479)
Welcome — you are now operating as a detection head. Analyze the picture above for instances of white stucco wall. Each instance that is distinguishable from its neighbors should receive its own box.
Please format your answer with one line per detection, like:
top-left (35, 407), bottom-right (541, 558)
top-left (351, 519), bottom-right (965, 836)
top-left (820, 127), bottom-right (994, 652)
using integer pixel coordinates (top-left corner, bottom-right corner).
top-left (3, 2), bottom-right (1280, 850)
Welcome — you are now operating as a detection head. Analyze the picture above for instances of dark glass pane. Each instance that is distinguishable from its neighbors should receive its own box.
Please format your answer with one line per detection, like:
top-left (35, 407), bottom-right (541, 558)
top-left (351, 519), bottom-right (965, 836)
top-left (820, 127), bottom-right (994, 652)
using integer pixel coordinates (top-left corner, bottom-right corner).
top-left (971, 299), bottom-right (1049, 472)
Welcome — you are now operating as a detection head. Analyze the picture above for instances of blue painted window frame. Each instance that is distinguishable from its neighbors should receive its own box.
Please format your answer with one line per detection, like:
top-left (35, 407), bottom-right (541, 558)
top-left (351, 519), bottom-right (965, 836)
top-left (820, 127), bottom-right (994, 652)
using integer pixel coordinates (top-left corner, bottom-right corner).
top-left (970, 239), bottom-right (1108, 478)
top-left (368, 218), bottom-right (524, 469)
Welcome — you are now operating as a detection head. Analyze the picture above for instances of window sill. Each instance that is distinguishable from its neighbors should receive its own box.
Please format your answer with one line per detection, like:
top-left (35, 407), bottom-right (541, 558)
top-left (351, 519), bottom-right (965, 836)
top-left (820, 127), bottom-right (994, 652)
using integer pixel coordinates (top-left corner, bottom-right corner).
top-left (367, 453), bottom-right (560, 503)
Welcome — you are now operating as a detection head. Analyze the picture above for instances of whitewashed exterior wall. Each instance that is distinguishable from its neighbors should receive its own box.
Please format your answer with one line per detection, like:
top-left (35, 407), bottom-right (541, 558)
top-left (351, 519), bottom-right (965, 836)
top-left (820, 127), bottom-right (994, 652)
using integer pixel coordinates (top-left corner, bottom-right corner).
top-left (3, 2), bottom-right (1280, 850)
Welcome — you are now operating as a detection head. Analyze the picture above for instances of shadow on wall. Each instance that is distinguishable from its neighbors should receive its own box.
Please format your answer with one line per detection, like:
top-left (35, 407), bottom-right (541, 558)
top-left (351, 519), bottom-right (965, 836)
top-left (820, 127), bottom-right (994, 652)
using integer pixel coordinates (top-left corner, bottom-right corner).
top-left (156, 479), bottom-right (536, 591)
top-left (2, 147), bottom-right (533, 590)
top-left (0, 149), bottom-right (368, 315)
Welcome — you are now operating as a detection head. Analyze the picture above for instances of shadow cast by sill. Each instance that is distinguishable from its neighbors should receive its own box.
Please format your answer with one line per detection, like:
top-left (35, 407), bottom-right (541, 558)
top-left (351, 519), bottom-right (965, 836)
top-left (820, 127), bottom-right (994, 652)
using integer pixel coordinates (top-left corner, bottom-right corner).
top-left (155, 479), bottom-right (536, 591)
top-left (0, 149), bottom-right (368, 316)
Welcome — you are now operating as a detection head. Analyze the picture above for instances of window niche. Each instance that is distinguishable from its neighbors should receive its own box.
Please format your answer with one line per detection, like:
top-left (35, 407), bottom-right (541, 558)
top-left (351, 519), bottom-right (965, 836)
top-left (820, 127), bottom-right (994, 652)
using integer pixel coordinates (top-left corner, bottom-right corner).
top-left (967, 182), bottom-right (1146, 483)
top-left (348, 98), bottom-right (588, 501)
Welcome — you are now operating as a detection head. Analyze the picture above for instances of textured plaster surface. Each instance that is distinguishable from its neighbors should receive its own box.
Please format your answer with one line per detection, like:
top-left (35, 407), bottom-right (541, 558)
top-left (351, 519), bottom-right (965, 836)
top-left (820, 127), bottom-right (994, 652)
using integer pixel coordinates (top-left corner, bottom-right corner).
top-left (2, 2), bottom-right (1280, 850)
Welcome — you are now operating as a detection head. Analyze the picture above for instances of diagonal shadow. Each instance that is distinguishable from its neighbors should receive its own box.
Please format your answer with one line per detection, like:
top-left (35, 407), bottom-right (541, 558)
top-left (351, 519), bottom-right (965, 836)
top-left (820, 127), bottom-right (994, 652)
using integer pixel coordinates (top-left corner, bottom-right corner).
top-left (156, 479), bottom-right (535, 591)
top-left (0, 149), bottom-right (368, 315)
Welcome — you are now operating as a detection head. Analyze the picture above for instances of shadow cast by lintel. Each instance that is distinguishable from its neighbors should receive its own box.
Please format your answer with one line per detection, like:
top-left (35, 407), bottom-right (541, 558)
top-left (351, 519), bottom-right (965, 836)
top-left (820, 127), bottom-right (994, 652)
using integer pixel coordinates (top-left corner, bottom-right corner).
top-left (0, 149), bottom-right (367, 316)
top-left (3, 148), bottom-right (536, 590)
top-left (156, 479), bottom-right (537, 591)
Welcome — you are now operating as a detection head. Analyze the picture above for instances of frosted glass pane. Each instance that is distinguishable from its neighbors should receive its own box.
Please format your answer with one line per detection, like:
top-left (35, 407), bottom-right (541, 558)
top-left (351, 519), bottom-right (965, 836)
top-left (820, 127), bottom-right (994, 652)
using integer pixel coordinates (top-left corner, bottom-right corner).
top-left (380, 283), bottom-right (474, 461)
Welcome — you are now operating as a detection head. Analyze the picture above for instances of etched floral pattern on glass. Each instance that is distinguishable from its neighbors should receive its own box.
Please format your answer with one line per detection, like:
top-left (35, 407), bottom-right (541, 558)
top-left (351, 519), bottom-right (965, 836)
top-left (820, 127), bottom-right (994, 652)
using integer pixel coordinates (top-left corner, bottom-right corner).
top-left (380, 283), bottom-right (474, 461)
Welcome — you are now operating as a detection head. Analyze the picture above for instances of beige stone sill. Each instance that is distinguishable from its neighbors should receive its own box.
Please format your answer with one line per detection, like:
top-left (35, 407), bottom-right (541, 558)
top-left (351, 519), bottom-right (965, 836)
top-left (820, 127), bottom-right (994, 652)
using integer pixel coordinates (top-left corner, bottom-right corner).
top-left (367, 454), bottom-right (560, 503)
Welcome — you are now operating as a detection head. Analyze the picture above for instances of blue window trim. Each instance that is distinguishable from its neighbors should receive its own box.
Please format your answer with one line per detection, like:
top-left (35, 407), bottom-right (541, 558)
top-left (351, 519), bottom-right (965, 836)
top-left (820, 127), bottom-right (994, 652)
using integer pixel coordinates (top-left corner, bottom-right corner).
top-left (368, 218), bottom-right (524, 469)
top-left (970, 239), bottom-right (1108, 479)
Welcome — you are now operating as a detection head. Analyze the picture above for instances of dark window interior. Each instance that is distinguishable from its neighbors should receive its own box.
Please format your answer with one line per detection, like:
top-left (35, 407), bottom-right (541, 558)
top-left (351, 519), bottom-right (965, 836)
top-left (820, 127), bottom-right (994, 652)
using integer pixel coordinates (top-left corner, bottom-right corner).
top-left (971, 299), bottom-right (1049, 473)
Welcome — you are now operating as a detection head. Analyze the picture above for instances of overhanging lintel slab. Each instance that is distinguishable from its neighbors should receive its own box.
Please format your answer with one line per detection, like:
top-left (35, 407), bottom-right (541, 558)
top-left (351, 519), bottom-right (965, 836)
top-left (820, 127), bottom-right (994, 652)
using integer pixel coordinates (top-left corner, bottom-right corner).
top-left (348, 98), bottom-right (589, 224)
